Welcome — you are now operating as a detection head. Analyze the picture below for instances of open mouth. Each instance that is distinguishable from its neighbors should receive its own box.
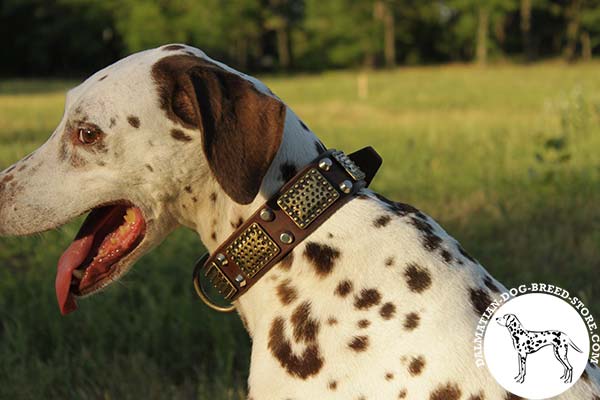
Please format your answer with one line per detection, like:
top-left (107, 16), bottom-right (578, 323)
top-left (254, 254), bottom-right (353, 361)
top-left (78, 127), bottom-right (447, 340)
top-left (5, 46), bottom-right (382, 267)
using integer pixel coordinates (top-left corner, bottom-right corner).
top-left (56, 203), bottom-right (146, 315)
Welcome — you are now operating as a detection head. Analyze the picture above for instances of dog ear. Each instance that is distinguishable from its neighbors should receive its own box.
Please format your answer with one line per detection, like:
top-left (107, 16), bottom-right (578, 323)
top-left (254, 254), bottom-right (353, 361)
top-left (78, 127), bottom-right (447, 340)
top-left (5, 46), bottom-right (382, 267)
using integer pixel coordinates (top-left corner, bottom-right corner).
top-left (154, 55), bottom-right (286, 204)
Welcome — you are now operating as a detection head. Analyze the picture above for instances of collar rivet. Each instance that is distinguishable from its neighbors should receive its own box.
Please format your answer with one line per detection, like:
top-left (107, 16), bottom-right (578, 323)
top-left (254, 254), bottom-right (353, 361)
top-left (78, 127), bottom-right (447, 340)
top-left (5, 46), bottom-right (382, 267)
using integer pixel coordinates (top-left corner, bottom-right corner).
top-left (260, 208), bottom-right (275, 221)
top-left (215, 253), bottom-right (227, 265)
top-left (235, 275), bottom-right (247, 287)
top-left (318, 158), bottom-right (333, 171)
top-left (280, 231), bottom-right (294, 244)
top-left (339, 180), bottom-right (353, 194)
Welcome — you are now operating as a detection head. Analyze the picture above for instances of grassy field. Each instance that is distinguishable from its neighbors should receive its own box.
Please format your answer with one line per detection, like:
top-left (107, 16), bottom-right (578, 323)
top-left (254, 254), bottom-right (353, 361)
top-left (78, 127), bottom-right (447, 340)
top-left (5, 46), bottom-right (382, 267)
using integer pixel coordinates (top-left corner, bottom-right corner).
top-left (1, 63), bottom-right (599, 399)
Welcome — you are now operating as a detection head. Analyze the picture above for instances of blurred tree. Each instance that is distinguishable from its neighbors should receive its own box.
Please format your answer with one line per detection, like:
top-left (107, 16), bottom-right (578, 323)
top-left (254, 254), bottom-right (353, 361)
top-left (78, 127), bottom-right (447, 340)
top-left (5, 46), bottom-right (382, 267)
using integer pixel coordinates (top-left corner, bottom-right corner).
top-left (374, 0), bottom-right (396, 67)
top-left (563, 0), bottom-right (582, 61)
top-left (263, 0), bottom-right (304, 70)
top-left (521, 0), bottom-right (533, 60)
top-left (3, 0), bottom-right (600, 76)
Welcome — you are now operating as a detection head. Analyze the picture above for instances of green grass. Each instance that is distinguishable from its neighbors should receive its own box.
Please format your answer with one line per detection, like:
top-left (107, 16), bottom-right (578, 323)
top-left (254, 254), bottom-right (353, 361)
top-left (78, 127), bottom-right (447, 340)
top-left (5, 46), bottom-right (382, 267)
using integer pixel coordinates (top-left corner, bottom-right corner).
top-left (1, 63), bottom-right (599, 399)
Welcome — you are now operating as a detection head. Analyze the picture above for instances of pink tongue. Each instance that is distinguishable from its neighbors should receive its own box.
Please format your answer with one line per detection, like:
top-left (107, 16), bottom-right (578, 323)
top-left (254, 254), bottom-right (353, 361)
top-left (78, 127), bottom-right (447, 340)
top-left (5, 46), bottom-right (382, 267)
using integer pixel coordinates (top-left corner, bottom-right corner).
top-left (55, 207), bottom-right (122, 315)
top-left (56, 236), bottom-right (94, 315)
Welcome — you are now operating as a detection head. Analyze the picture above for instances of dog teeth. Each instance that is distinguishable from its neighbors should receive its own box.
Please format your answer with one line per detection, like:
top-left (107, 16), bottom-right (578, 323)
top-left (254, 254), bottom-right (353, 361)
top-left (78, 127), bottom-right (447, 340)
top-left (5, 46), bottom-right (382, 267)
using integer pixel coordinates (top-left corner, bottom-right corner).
top-left (72, 269), bottom-right (84, 279)
top-left (124, 208), bottom-right (136, 224)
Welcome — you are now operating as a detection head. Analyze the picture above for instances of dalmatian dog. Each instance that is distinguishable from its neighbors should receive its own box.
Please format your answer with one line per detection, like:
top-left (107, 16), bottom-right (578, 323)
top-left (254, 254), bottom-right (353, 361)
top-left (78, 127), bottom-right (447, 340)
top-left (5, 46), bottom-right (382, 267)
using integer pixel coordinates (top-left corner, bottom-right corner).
top-left (0, 44), bottom-right (599, 400)
top-left (496, 313), bottom-right (583, 384)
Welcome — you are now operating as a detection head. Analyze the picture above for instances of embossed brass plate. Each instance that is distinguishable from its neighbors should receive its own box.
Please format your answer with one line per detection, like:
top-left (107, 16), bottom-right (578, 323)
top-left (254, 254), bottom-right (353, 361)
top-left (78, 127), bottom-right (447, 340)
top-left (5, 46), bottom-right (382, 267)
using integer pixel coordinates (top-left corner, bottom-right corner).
top-left (205, 262), bottom-right (238, 300)
top-left (332, 150), bottom-right (366, 181)
top-left (226, 222), bottom-right (280, 278)
top-left (277, 168), bottom-right (340, 229)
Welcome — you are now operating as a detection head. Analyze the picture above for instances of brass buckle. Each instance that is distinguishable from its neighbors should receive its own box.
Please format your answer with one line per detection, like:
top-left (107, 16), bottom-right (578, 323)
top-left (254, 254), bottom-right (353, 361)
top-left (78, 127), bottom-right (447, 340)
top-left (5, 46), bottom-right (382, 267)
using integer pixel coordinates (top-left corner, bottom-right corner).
top-left (192, 253), bottom-right (236, 313)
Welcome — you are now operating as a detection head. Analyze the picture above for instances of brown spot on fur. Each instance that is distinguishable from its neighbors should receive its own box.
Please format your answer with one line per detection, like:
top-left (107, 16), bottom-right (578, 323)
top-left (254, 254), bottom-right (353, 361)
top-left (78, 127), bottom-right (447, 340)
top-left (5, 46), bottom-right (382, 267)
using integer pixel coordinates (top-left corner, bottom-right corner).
top-left (470, 288), bottom-right (492, 317)
top-left (404, 312), bottom-right (420, 331)
top-left (291, 302), bottom-right (320, 343)
top-left (304, 242), bottom-right (340, 277)
top-left (385, 372), bottom-right (394, 381)
top-left (210, 231), bottom-right (217, 241)
top-left (374, 214), bottom-right (391, 228)
top-left (280, 162), bottom-right (297, 182)
top-left (163, 44), bottom-right (185, 51)
top-left (184, 185), bottom-right (192, 193)
top-left (357, 319), bottom-right (370, 329)
top-left (145, 164), bottom-right (154, 172)
top-left (279, 252), bottom-right (294, 271)
top-left (17, 165), bottom-right (26, 172)
top-left (430, 382), bottom-right (461, 400)
top-left (335, 280), bottom-right (353, 297)
top-left (328, 380), bottom-right (337, 390)
top-left (315, 141), bottom-right (326, 154)
top-left (458, 244), bottom-right (477, 263)
top-left (299, 120), bottom-right (310, 131)
top-left (484, 275), bottom-right (501, 293)
top-left (385, 256), bottom-right (395, 267)
top-left (327, 317), bottom-right (338, 325)
top-left (209, 192), bottom-right (217, 202)
top-left (348, 336), bottom-right (369, 352)
top-left (408, 355), bottom-right (425, 376)
top-left (404, 264), bottom-right (432, 293)
top-left (409, 216), bottom-right (442, 251)
top-left (171, 129), bottom-right (192, 142)
top-left (276, 280), bottom-right (298, 305)
top-left (99, 74), bottom-right (108, 81)
top-left (380, 302), bottom-right (396, 320)
top-left (231, 217), bottom-right (244, 229)
top-left (268, 317), bottom-right (323, 379)
top-left (441, 249), bottom-right (453, 263)
top-left (398, 389), bottom-right (407, 399)
top-left (354, 288), bottom-right (381, 310)
top-left (2, 175), bottom-right (13, 183)
top-left (127, 115), bottom-right (140, 128)
top-left (504, 393), bottom-right (523, 400)
top-left (109, 117), bottom-right (116, 128)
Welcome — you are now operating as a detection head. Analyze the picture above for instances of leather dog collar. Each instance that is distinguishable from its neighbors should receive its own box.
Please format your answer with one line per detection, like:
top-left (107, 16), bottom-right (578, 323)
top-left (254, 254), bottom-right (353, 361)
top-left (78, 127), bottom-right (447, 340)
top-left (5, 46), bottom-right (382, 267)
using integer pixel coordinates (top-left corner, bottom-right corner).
top-left (193, 147), bottom-right (382, 312)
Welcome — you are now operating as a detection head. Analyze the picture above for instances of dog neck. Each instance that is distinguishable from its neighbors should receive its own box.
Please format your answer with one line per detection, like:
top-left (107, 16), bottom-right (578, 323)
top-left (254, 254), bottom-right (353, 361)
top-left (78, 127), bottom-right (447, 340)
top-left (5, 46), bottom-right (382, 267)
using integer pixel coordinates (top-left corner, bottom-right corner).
top-left (179, 107), bottom-right (326, 333)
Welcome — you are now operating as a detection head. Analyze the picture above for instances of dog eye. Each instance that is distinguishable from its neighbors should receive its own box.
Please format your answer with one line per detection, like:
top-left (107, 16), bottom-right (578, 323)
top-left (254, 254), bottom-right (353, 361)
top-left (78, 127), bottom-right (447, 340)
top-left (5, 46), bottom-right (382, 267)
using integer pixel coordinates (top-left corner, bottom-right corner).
top-left (78, 127), bottom-right (99, 144)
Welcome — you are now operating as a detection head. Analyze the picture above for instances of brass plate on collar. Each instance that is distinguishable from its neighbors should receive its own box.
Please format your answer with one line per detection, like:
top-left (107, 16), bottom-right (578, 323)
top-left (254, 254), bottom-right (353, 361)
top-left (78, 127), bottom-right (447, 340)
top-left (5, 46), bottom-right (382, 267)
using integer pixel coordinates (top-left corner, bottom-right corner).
top-left (277, 168), bottom-right (340, 229)
top-left (205, 262), bottom-right (238, 300)
top-left (226, 222), bottom-right (280, 278)
top-left (332, 150), bottom-right (366, 181)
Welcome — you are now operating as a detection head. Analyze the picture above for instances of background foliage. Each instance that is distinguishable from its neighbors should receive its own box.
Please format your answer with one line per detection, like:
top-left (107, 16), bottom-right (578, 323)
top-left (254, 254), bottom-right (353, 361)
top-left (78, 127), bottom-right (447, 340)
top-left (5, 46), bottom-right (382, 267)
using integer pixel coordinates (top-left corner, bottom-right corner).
top-left (0, 0), bottom-right (599, 399)
top-left (3, 0), bottom-right (600, 76)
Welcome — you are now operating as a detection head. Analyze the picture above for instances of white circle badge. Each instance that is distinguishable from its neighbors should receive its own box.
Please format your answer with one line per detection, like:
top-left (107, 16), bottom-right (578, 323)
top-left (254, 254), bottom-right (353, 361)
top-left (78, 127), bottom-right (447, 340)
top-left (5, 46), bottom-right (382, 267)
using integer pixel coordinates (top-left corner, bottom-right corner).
top-left (484, 293), bottom-right (590, 399)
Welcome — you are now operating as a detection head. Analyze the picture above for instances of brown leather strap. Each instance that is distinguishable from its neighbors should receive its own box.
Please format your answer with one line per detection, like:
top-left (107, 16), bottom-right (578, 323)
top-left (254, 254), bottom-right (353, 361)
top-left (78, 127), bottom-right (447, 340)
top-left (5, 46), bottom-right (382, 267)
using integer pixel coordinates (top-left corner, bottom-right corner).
top-left (195, 147), bottom-right (381, 306)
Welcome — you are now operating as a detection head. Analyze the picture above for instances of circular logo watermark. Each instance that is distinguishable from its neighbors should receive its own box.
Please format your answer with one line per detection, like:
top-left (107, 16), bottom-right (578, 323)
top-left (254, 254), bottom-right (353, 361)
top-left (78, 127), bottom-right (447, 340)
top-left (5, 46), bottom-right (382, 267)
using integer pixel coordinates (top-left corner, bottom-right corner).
top-left (473, 284), bottom-right (598, 399)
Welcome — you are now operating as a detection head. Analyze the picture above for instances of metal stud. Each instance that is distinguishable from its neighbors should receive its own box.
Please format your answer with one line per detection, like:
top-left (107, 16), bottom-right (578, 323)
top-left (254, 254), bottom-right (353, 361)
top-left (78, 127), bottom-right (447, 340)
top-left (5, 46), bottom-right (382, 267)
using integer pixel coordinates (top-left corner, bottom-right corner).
top-left (339, 180), bottom-right (353, 194)
top-left (318, 158), bottom-right (333, 171)
top-left (280, 231), bottom-right (295, 244)
top-left (215, 253), bottom-right (228, 266)
top-left (260, 207), bottom-right (275, 222)
top-left (235, 274), bottom-right (247, 287)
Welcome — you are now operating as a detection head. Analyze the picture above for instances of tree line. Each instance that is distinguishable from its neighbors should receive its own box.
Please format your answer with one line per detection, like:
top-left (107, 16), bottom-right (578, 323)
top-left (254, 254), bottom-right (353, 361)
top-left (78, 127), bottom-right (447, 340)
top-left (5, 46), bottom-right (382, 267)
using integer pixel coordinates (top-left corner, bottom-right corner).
top-left (2, 0), bottom-right (599, 76)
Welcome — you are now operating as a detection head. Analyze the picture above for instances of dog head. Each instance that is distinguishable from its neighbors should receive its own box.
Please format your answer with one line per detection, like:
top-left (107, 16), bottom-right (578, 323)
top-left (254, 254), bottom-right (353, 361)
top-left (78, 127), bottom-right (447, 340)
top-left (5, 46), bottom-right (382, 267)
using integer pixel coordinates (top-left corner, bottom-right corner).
top-left (0, 44), bottom-right (288, 314)
top-left (496, 313), bottom-right (519, 328)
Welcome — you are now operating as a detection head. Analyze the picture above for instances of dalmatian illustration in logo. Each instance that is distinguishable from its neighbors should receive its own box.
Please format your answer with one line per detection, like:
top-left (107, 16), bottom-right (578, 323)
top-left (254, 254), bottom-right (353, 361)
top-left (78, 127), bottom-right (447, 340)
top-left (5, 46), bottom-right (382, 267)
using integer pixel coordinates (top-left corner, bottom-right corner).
top-left (496, 313), bottom-right (583, 384)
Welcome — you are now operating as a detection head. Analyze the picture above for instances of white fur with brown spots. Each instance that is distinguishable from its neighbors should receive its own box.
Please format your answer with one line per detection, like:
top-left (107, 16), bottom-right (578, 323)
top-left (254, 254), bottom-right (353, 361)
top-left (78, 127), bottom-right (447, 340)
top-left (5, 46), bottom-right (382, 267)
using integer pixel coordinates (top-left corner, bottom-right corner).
top-left (0, 44), bottom-right (598, 399)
